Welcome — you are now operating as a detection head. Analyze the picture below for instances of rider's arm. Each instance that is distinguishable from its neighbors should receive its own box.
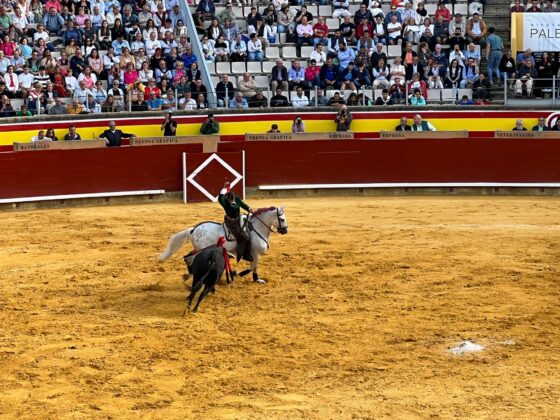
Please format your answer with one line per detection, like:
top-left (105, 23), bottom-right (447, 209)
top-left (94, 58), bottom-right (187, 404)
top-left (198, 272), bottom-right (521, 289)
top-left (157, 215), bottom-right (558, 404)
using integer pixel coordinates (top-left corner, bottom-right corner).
top-left (237, 197), bottom-right (251, 213)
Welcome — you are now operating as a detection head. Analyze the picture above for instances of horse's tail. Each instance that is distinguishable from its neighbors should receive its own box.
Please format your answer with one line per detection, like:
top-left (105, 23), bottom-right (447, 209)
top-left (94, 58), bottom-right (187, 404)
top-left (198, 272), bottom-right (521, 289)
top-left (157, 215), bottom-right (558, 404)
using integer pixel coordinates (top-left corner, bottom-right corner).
top-left (158, 227), bottom-right (193, 261)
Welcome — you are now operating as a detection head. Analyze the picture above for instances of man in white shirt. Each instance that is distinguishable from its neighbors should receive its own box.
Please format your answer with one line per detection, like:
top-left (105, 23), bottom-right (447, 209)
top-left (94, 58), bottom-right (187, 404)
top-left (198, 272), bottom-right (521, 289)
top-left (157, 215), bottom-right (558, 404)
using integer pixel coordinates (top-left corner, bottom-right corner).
top-left (291, 86), bottom-right (309, 108)
top-left (332, 0), bottom-right (352, 18)
top-left (179, 91), bottom-right (197, 110)
top-left (387, 15), bottom-right (403, 45)
top-left (32, 130), bottom-right (53, 142)
top-left (73, 80), bottom-right (93, 106)
top-left (18, 65), bottom-right (34, 90)
top-left (310, 44), bottom-right (327, 66)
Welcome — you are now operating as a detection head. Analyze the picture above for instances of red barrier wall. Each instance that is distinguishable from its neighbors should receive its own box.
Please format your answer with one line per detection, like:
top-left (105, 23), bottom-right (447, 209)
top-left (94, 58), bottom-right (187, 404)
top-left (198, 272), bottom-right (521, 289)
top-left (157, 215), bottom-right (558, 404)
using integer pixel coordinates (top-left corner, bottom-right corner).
top-left (1, 138), bottom-right (560, 200)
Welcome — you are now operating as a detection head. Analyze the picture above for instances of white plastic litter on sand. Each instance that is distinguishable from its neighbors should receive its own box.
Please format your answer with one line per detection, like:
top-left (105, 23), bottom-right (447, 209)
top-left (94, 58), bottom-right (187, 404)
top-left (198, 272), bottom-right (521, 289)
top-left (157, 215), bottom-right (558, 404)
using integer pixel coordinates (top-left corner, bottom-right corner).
top-left (449, 341), bottom-right (485, 355)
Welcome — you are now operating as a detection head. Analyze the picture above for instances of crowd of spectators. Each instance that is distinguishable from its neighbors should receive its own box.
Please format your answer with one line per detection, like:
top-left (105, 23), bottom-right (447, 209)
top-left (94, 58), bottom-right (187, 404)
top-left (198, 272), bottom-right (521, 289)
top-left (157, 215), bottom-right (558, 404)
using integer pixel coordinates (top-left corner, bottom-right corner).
top-left (0, 0), bottom-right (558, 118)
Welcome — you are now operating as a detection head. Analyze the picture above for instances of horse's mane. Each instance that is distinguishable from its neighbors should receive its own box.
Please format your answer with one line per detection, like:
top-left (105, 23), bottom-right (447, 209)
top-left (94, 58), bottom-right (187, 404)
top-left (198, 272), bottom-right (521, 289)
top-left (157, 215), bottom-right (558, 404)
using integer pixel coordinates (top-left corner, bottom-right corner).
top-left (252, 206), bottom-right (276, 216)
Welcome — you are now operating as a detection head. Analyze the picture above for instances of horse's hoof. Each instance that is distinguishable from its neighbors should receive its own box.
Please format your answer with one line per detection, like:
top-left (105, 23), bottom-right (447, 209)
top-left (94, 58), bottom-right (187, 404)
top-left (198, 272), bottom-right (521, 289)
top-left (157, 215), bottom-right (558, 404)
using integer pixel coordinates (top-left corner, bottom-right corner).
top-left (254, 278), bottom-right (267, 285)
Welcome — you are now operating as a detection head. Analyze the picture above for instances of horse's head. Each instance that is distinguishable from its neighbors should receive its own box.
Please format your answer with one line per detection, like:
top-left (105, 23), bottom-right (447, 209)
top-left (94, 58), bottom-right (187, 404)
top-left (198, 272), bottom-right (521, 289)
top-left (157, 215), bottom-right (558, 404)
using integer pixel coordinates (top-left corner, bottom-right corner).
top-left (252, 206), bottom-right (288, 234)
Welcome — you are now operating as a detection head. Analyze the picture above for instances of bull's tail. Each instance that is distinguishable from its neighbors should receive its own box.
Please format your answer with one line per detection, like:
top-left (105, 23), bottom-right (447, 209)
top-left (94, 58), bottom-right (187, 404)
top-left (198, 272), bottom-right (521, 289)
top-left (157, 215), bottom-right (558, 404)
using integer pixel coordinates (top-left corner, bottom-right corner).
top-left (158, 228), bottom-right (193, 261)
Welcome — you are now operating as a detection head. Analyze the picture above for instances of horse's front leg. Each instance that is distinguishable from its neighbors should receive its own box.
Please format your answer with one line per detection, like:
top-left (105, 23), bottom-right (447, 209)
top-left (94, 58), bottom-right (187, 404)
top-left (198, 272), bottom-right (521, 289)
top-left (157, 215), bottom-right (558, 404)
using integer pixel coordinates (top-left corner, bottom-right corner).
top-left (251, 255), bottom-right (266, 284)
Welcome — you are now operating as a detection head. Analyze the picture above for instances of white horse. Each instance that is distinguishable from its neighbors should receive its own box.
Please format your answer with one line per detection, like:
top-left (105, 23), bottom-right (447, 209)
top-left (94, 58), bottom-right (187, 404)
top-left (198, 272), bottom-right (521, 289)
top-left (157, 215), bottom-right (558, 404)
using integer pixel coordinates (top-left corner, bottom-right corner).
top-left (159, 207), bottom-right (288, 284)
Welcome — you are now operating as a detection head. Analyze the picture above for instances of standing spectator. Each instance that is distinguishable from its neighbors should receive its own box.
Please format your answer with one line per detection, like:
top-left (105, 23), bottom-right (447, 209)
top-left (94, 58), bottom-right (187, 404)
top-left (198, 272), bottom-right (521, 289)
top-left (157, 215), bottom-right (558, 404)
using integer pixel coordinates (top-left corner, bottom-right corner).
top-left (270, 59), bottom-right (289, 92)
top-left (99, 120), bottom-right (136, 147)
top-left (161, 111), bottom-right (177, 136)
top-left (485, 27), bottom-right (503, 85)
top-left (334, 105), bottom-right (352, 131)
top-left (200, 113), bottom-right (219, 135)
top-left (292, 116), bottom-right (305, 133)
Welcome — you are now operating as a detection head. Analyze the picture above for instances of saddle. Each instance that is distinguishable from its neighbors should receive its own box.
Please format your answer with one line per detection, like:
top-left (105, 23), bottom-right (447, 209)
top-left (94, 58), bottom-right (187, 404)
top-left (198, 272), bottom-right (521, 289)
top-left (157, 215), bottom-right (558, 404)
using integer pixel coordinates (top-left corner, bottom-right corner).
top-left (222, 215), bottom-right (250, 242)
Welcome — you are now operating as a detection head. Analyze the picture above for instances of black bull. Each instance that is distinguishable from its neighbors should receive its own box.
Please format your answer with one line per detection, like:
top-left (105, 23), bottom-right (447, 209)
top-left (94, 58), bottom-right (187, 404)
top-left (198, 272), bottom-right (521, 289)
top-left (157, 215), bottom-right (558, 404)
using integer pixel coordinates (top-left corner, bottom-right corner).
top-left (183, 245), bottom-right (227, 314)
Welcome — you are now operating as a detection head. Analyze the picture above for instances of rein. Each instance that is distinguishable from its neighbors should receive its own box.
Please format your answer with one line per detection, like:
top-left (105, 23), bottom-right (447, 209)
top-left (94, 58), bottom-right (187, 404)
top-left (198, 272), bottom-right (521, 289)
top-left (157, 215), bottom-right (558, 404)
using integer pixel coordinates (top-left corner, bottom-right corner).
top-left (248, 208), bottom-right (287, 251)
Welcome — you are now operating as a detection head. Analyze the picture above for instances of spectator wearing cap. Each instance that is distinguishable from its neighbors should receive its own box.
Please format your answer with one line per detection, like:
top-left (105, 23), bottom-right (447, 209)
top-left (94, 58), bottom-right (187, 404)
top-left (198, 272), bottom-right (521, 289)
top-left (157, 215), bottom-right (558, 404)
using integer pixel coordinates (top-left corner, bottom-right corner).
top-left (249, 89), bottom-right (268, 109)
top-left (466, 12), bottom-right (487, 48)
top-left (333, 0), bottom-right (351, 18)
top-left (277, 4), bottom-right (295, 34)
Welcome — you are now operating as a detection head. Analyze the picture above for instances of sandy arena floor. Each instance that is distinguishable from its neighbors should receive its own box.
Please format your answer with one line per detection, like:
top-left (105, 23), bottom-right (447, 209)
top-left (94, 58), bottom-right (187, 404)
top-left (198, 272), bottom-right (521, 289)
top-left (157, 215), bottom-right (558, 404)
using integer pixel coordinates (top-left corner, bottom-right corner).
top-left (0, 196), bottom-right (559, 419)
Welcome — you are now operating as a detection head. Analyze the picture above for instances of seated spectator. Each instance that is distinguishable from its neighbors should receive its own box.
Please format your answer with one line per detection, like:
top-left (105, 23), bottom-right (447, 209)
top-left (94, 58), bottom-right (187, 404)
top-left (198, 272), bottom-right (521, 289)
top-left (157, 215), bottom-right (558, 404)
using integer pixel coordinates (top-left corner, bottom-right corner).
top-left (339, 16), bottom-right (356, 45)
top-left (270, 59), bottom-right (289, 92)
top-left (395, 116), bottom-right (411, 131)
top-left (346, 91), bottom-right (360, 106)
top-left (458, 95), bottom-right (476, 105)
top-left (85, 94), bottom-right (101, 113)
top-left (229, 91), bottom-right (248, 109)
top-left (386, 15), bottom-right (403, 46)
top-left (449, 14), bottom-right (467, 39)
top-left (179, 91), bottom-right (197, 110)
top-left (512, 118), bottom-right (527, 131)
top-left (294, 5), bottom-right (313, 26)
top-left (433, 15), bottom-right (449, 45)
top-left (340, 61), bottom-right (360, 90)
top-left (49, 97), bottom-right (67, 115)
top-left (375, 89), bottom-right (394, 105)
top-left (288, 59), bottom-right (306, 91)
top-left (464, 43), bottom-right (481, 67)
top-left (448, 44), bottom-right (466, 68)
top-left (267, 123), bottom-right (280, 133)
top-left (356, 30), bottom-right (375, 58)
top-left (277, 4), bottom-right (295, 35)
top-left (146, 91), bottom-right (164, 111)
top-left (403, 17), bottom-right (421, 45)
top-left (408, 73), bottom-right (428, 98)
top-left (473, 73), bottom-right (491, 101)
top-left (207, 18), bottom-right (224, 43)
top-left (248, 89), bottom-right (268, 109)
top-left (516, 48), bottom-right (535, 68)
top-left (197, 0), bottom-right (216, 21)
top-left (357, 17), bottom-right (373, 43)
top-left (237, 72), bottom-right (257, 99)
top-left (384, 4), bottom-right (401, 25)
top-left (292, 115), bottom-right (305, 133)
top-left (460, 57), bottom-right (479, 88)
top-left (196, 93), bottom-right (208, 110)
top-left (31, 130), bottom-right (52, 142)
top-left (516, 60), bottom-right (537, 96)
top-left (162, 90), bottom-right (177, 112)
top-left (420, 28), bottom-right (437, 51)
top-left (131, 93), bottom-right (148, 111)
top-left (327, 29), bottom-right (344, 60)
top-left (66, 98), bottom-right (85, 114)
top-left (328, 91), bottom-right (346, 108)
top-left (229, 33), bottom-right (247, 62)
top-left (270, 87), bottom-right (290, 107)
top-left (296, 16), bottom-right (313, 55)
top-left (291, 86), bottom-right (309, 108)
top-left (190, 79), bottom-right (208, 103)
top-left (411, 114), bottom-right (436, 131)
top-left (405, 57), bottom-right (424, 81)
top-left (313, 16), bottom-right (329, 46)
top-left (216, 74), bottom-right (234, 107)
top-left (247, 33), bottom-right (264, 62)
top-left (101, 95), bottom-right (120, 113)
top-left (372, 58), bottom-right (391, 90)
top-left (533, 117), bottom-right (551, 131)
top-left (356, 62), bottom-right (372, 87)
top-left (337, 42), bottom-right (356, 70)
top-left (466, 13), bottom-right (487, 48)
top-left (320, 57), bottom-right (340, 90)
top-left (16, 104), bottom-right (31, 117)
top-left (410, 88), bottom-right (426, 106)
top-left (200, 36), bottom-right (215, 62)
top-left (446, 59), bottom-right (463, 88)
top-left (435, 1), bottom-right (451, 22)
top-left (371, 42), bottom-right (387, 68)
top-left (315, 89), bottom-right (330, 106)
top-left (64, 125), bottom-right (81, 141)
top-left (333, 0), bottom-right (352, 19)
top-left (310, 44), bottom-right (327, 66)
top-left (543, 0), bottom-right (557, 12)
top-left (42, 7), bottom-right (65, 35)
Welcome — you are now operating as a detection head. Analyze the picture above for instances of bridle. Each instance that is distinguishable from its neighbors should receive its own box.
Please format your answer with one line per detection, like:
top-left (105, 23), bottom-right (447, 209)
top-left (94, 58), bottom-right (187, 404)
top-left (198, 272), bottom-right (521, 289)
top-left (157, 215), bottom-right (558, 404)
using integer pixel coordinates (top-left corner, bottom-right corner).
top-left (250, 208), bottom-right (288, 235)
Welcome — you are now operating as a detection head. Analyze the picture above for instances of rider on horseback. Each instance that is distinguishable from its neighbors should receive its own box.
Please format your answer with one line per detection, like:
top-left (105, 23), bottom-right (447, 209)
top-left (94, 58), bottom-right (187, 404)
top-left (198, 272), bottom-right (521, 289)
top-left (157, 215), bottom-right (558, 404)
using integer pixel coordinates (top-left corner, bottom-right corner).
top-left (218, 182), bottom-right (253, 262)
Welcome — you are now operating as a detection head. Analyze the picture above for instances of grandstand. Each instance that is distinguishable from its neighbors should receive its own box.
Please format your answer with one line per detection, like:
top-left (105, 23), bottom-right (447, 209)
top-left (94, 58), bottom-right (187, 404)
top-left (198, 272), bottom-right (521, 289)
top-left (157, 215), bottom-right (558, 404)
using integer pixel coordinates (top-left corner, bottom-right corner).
top-left (0, 0), bottom-right (557, 119)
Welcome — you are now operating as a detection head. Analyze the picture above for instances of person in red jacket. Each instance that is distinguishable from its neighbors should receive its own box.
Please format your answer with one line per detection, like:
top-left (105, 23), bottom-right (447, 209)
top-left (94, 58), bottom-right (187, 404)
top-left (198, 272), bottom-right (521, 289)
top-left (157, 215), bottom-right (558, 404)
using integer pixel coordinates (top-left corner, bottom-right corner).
top-left (434, 1), bottom-right (451, 22)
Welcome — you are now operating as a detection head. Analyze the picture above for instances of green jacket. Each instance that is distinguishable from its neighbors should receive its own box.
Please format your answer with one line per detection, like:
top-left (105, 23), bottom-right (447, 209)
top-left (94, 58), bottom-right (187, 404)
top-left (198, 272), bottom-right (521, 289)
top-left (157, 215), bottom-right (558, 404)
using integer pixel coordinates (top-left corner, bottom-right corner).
top-left (200, 121), bottom-right (219, 135)
top-left (218, 191), bottom-right (250, 218)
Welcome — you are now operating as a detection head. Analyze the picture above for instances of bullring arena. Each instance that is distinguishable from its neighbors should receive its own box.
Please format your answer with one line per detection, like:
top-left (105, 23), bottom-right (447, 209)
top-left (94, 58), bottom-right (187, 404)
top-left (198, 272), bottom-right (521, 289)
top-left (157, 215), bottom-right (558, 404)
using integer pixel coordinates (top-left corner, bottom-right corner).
top-left (1, 195), bottom-right (560, 418)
